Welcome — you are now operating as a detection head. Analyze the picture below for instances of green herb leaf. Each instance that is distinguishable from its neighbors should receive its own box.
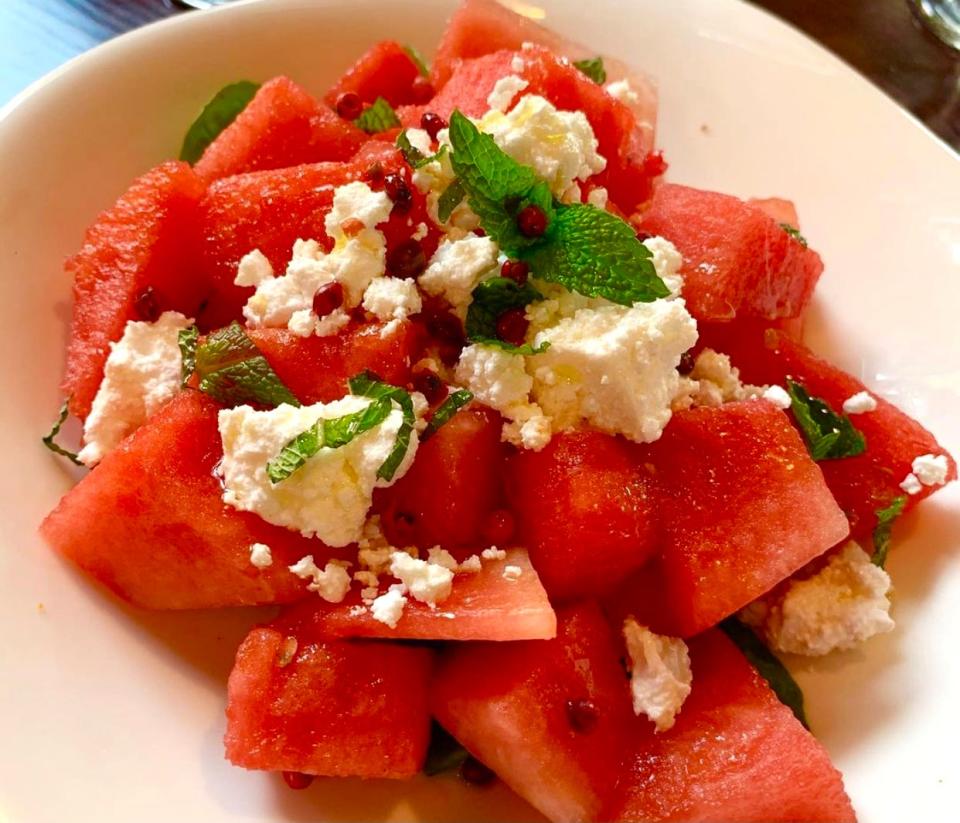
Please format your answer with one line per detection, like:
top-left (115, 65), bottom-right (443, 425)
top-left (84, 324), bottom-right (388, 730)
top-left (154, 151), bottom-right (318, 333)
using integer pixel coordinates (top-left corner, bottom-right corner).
top-left (404, 44), bottom-right (430, 77)
top-left (721, 618), bottom-right (809, 729)
top-left (781, 223), bottom-right (808, 247)
top-left (266, 398), bottom-right (392, 483)
top-left (348, 371), bottom-right (415, 481)
top-left (448, 110), bottom-right (555, 251)
top-left (355, 96), bottom-right (401, 134)
top-left (464, 276), bottom-right (549, 355)
top-left (872, 495), bottom-right (907, 568)
top-left (42, 399), bottom-right (82, 466)
top-left (573, 56), bottom-right (606, 84)
top-left (195, 322), bottom-right (300, 408)
top-left (423, 721), bottom-right (469, 776)
top-left (786, 379), bottom-right (866, 461)
top-left (179, 80), bottom-right (260, 164)
top-left (519, 202), bottom-right (669, 305)
top-left (437, 178), bottom-right (467, 223)
top-left (396, 130), bottom-right (447, 169)
top-left (178, 325), bottom-right (199, 387)
top-left (423, 390), bottom-right (474, 440)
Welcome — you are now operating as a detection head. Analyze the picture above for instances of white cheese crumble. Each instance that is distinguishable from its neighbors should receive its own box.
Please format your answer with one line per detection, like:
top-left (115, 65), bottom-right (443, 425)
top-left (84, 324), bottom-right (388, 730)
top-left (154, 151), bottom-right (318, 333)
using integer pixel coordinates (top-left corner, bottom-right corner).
top-left (486, 74), bottom-right (530, 112)
top-left (502, 565), bottom-right (523, 581)
top-left (912, 453), bottom-right (949, 486)
top-left (361, 277), bottom-right (422, 321)
top-left (235, 249), bottom-right (275, 287)
top-left (389, 551), bottom-right (455, 607)
top-left (218, 396), bottom-right (419, 547)
top-left (481, 547), bottom-right (507, 560)
top-left (288, 555), bottom-right (352, 603)
top-left (680, 348), bottom-right (762, 409)
top-left (78, 311), bottom-right (193, 466)
top-left (418, 235), bottom-right (500, 318)
top-left (605, 79), bottom-right (640, 106)
top-left (249, 543), bottom-right (273, 569)
top-left (586, 187), bottom-right (609, 209)
top-left (642, 236), bottom-right (685, 298)
top-left (900, 473), bottom-right (923, 495)
top-left (458, 554), bottom-right (483, 573)
top-left (455, 344), bottom-right (534, 412)
top-left (510, 55), bottom-right (526, 73)
top-left (842, 391), bottom-right (877, 414)
top-left (622, 619), bottom-right (692, 732)
top-left (762, 384), bottom-right (792, 409)
top-left (426, 547), bottom-right (460, 571)
top-left (370, 585), bottom-right (407, 628)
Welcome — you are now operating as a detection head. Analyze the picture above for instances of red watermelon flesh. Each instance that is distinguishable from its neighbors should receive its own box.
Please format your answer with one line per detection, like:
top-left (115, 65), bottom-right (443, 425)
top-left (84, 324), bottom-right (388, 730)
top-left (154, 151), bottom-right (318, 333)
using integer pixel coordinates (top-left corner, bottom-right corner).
top-left (225, 624), bottom-right (432, 778)
top-left (703, 323), bottom-right (958, 537)
top-left (275, 548), bottom-right (555, 641)
top-left (378, 406), bottom-right (504, 549)
top-left (62, 161), bottom-right (206, 420)
top-left (748, 196), bottom-right (799, 228)
top-left (608, 401), bottom-right (850, 638)
top-left (39, 391), bottom-right (333, 610)
top-left (431, 601), bottom-right (635, 822)
top-left (423, 47), bottom-right (662, 214)
top-left (193, 76), bottom-right (364, 183)
top-left (605, 630), bottom-right (855, 823)
top-left (638, 183), bottom-right (824, 322)
top-left (324, 40), bottom-right (425, 108)
top-left (505, 431), bottom-right (659, 602)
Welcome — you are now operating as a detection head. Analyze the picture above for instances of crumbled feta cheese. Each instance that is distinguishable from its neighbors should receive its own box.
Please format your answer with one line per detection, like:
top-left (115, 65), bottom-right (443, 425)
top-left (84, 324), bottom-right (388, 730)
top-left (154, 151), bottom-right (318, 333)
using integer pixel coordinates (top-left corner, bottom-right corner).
top-left (389, 551), bottom-right (455, 606)
top-left (427, 547), bottom-right (460, 571)
top-left (404, 128), bottom-right (433, 155)
top-left (455, 344), bottom-right (534, 412)
top-left (757, 541), bottom-right (894, 656)
top-left (501, 410), bottom-right (553, 451)
top-left (900, 473), bottom-right (923, 495)
top-left (325, 180), bottom-right (394, 233)
top-left (481, 547), bottom-right (507, 560)
top-left (362, 277), bottom-right (422, 321)
top-left (249, 543), bottom-right (273, 569)
top-left (418, 235), bottom-right (499, 317)
top-left (762, 384), bottom-right (792, 409)
top-left (586, 186), bottom-right (609, 209)
top-left (371, 585), bottom-right (407, 628)
top-left (78, 311), bottom-right (194, 466)
top-left (912, 453), bottom-right (949, 487)
top-left (288, 555), bottom-right (352, 603)
top-left (842, 391), bottom-right (877, 415)
top-left (353, 570), bottom-right (379, 588)
top-left (361, 585), bottom-right (380, 604)
top-left (510, 55), bottom-right (526, 73)
top-left (477, 95), bottom-right (607, 198)
top-left (642, 236), bottom-right (685, 298)
top-left (605, 79), bottom-right (640, 106)
top-left (622, 619), bottom-right (692, 732)
top-left (412, 222), bottom-right (429, 242)
top-left (235, 249), bottom-right (274, 287)
top-left (486, 75), bottom-right (530, 112)
top-left (458, 555), bottom-right (482, 573)
top-left (502, 565), bottom-right (523, 581)
top-left (684, 348), bottom-right (760, 408)
top-left (218, 396), bottom-right (418, 546)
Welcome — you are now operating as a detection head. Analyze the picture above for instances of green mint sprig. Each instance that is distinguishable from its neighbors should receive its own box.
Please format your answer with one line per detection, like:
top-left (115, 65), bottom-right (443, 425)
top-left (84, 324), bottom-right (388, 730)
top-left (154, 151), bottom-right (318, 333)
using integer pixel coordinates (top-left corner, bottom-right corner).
top-left (465, 277), bottom-right (549, 355)
top-left (423, 389), bottom-right (474, 441)
top-left (780, 223), bottom-right (808, 248)
top-left (355, 97), bottom-right (401, 134)
top-left (437, 179), bottom-right (466, 222)
top-left (573, 56), bottom-right (606, 84)
top-left (872, 496), bottom-right (907, 568)
top-left (42, 399), bottom-right (82, 466)
top-left (396, 131), bottom-right (448, 169)
top-left (348, 371), bottom-right (415, 481)
top-left (180, 80), bottom-right (260, 164)
top-left (404, 44), bottom-right (430, 77)
top-left (178, 326), bottom-right (198, 387)
top-left (786, 379), bottom-right (866, 461)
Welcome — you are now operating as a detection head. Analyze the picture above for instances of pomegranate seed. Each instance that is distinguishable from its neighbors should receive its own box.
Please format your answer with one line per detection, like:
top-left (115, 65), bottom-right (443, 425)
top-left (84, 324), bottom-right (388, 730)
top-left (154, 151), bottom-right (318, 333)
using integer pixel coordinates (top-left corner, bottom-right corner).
top-left (481, 509), bottom-right (515, 545)
top-left (500, 259), bottom-right (529, 286)
top-left (133, 287), bottom-right (161, 322)
top-left (282, 771), bottom-right (314, 790)
top-left (410, 76), bottom-right (435, 104)
top-left (413, 370), bottom-right (446, 405)
top-left (335, 91), bottom-right (363, 120)
top-left (634, 229), bottom-right (653, 242)
top-left (312, 282), bottom-right (344, 318)
top-left (495, 308), bottom-right (528, 347)
top-left (425, 310), bottom-right (465, 349)
top-left (364, 162), bottom-right (385, 186)
top-left (384, 173), bottom-right (413, 213)
top-left (678, 350), bottom-right (696, 375)
top-left (460, 756), bottom-right (496, 786)
top-left (517, 204), bottom-right (548, 238)
top-left (565, 698), bottom-right (600, 734)
top-left (420, 111), bottom-right (448, 141)
top-left (386, 239), bottom-right (427, 278)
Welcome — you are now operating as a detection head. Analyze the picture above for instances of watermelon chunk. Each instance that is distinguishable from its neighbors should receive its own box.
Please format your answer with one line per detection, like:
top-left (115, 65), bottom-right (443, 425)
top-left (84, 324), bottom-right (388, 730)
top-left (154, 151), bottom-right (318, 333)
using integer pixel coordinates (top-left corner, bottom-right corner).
top-left (40, 392), bottom-right (330, 609)
top-left (505, 431), bottom-right (659, 602)
top-left (62, 161), bottom-right (206, 419)
top-left (638, 183), bottom-right (824, 322)
top-left (225, 622), bottom-right (432, 778)
top-left (275, 548), bottom-right (555, 641)
top-left (193, 76), bottom-right (364, 182)
top-left (324, 40), bottom-right (424, 108)
top-left (609, 401), bottom-right (850, 637)
top-left (749, 196), bottom-right (799, 228)
top-left (378, 406), bottom-right (503, 549)
top-left (431, 601), bottom-right (635, 822)
top-left (704, 323), bottom-right (958, 537)
top-left (605, 630), bottom-right (855, 822)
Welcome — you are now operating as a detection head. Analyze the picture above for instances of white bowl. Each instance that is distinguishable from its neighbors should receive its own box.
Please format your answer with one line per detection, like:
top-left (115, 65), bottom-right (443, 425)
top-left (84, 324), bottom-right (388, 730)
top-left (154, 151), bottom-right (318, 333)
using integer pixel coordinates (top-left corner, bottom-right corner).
top-left (1, 1), bottom-right (958, 821)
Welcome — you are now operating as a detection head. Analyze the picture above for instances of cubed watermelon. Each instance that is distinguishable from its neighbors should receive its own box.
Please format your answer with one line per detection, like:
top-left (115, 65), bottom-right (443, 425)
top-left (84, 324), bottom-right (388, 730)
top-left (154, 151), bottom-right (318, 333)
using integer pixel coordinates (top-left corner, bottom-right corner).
top-left (505, 431), bottom-right (659, 602)
top-left (431, 601), bottom-right (635, 822)
top-left (40, 391), bottom-right (330, 609)
top-left (605, 630), bottom-right (855, 822)
top-left (608, 401), bottom-right (850, 637)
top-left (225, 622), bottom-right (432, 778)
top-left (275, 548), bottom-right (555, 641)
top-left (324, 40), bottom-right (425, 108)
top-left (703, 323), bottom-right (958, 537)
top-left (378, 406), bottom-right (504, 548)
top-left (62, 161), bottom-right (206, 419)
top-left (193, 76), bottom-right (365, 182)
top-left (638, 183), bottom-right (824, 322)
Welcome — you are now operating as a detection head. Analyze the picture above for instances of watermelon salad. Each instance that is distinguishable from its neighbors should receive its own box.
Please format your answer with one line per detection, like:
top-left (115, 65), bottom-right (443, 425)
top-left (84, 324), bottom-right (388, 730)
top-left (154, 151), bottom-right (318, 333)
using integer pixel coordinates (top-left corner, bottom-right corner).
top-left (39, 0), bottom-right (956, 820)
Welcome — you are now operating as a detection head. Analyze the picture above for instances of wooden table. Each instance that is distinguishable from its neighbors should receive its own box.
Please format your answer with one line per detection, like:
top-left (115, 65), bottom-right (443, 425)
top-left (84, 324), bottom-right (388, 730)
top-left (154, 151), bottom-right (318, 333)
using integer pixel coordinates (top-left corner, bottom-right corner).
top-left (2, 0), bottom-right (958, 150)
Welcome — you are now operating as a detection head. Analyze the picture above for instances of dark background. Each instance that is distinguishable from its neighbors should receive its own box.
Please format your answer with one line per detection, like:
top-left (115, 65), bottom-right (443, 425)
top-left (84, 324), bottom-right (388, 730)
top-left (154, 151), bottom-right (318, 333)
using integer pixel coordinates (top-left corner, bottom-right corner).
top-left (2, 0), bottom-right (958, 150)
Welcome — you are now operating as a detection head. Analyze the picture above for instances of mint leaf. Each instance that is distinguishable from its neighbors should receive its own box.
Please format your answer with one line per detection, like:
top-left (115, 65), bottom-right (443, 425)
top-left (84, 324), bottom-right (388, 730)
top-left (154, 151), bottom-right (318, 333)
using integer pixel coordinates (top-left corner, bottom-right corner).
top-left (404, 44), bottom-right (430, 77)
top-left (423, 722), bottom-right (468, 776)
top-left (266, 398), bottom-right (392, 483)
top-left (448, 110), bottom-right (555, 250)
top-left (180, 80), bottom-right (260, 164)
top-left (519, 203), bottom-right (669, 305)
top-left (348, 371), bottom-right (415, 481)
top-left (178, 325), bottom-right (198, 387)
top-left (786, 379), bottom-right (866, 461)
top-left (437, 179), bottom-right (466, 223)
top-left (721, 618), bottom-right (809, 729)
top-left (781, 223), bottom-right (808, 248)
top-left (195, 322), bottom-right (300, 408)
top-left (355, 97), bottom-right (401, 134)
top-left (465, 276), bottom-right (549, 355)
top-left (42, 399), bottom-right (82, 466)
top-left (396, 131), bottom-right (447, 169)
top-left (573, 56), bottom-right (606, 84)
top-left (423, 389), bottom-right (474, 441)
top-left (872, 496), bottom-right (907, 568)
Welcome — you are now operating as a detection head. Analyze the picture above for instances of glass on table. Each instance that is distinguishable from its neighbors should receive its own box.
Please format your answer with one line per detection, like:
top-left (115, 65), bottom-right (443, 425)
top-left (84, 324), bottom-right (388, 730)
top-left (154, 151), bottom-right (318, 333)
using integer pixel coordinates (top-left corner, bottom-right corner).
top-left (909, 0), bottom-right (960, 49)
